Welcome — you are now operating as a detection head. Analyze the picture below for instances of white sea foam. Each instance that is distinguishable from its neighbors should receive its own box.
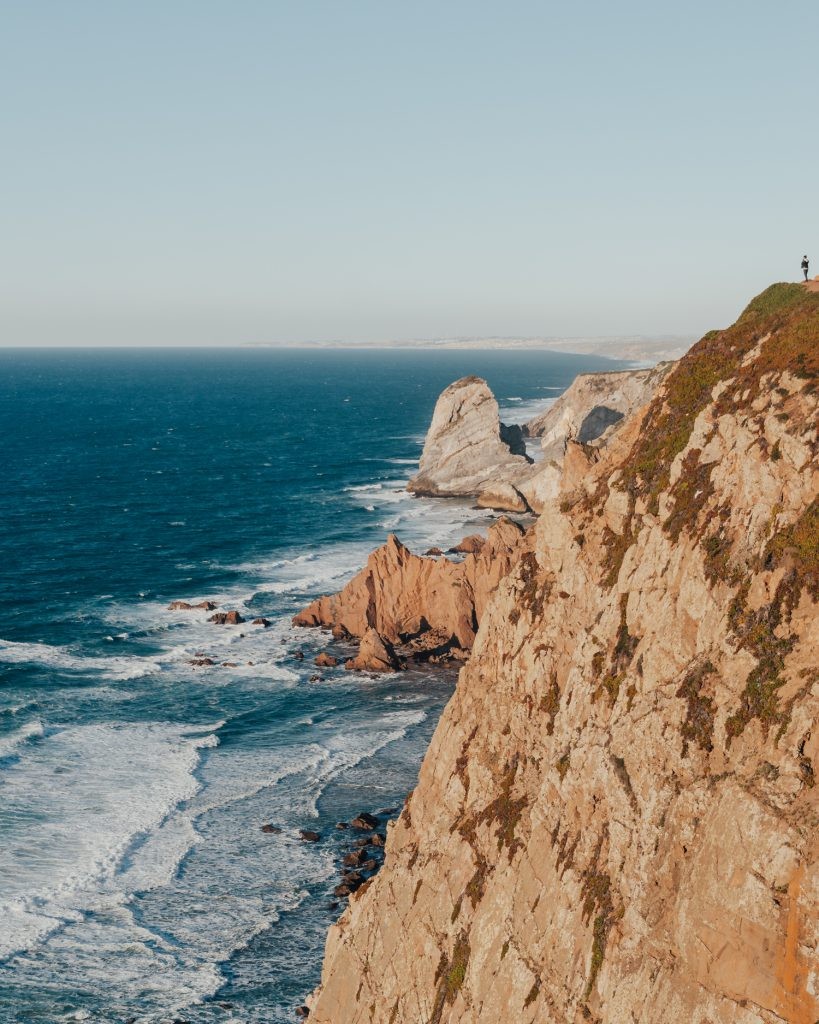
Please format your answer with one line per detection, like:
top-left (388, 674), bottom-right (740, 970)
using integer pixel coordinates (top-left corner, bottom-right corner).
top-left (0, 719), bottom-right (45, 760)
top-left (0, 640), bottom-right (161, 681)
top-left (0, 719), bottom-right (221, 960)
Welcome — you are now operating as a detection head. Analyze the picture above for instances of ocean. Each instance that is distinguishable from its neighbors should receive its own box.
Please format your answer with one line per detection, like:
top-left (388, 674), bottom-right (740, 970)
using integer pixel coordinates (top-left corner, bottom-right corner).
top-left (0, 346), bottom-right (625, 1023)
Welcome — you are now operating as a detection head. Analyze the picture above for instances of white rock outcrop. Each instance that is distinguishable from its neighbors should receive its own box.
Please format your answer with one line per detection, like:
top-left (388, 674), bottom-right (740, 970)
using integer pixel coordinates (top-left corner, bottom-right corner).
top-left (527, 362), bottom-right (672, 461)
top-left (407, 376), bottom-right (532, 498)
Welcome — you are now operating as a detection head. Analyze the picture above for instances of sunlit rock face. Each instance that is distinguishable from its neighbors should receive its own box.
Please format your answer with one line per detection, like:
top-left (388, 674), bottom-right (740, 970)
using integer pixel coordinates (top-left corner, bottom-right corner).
top-left (307, 284), bottom-right (819, 1024)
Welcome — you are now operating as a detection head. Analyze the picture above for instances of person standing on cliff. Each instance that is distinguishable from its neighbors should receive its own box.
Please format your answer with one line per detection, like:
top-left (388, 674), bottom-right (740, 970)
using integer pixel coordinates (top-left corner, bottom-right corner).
top-left (802, 255), bottom-right (810, 281)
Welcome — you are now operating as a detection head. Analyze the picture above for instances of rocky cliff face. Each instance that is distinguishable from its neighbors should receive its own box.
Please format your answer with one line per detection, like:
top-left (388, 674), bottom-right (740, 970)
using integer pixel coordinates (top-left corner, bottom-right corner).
top-left (307, 284), bottom-right (819, 1024)
top-left (526, 362), bottom-right (673, 461)
top-left (407, 376), bottom-right (532, 501)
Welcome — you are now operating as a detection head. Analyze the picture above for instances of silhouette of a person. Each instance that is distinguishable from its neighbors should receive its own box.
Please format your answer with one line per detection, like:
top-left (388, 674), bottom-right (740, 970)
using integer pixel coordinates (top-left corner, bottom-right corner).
top-left (802, 255), bottom-right (810, 281)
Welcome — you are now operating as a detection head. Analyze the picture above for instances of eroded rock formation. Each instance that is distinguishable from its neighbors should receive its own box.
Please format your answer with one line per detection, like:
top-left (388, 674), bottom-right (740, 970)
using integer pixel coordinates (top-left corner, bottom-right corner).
top-left (526, 362), bottom-right (673, 461)
top-left (293, 517), bottom-right (526, 660)
top-left (407, 376), bottom-right (532, 498)
top-left (307, 284), bottom-right (819, 1024)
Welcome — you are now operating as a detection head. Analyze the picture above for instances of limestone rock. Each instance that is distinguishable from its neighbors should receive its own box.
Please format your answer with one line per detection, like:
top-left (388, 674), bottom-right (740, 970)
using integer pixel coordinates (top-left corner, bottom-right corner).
top-left (407, 376), bottom-right (532, 497)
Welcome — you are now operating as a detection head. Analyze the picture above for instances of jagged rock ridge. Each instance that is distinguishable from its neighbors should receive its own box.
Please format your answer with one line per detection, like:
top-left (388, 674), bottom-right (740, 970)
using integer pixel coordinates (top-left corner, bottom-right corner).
top-left (293, 518), bottom-right (526, 663)
top-left (307, 283), bottom-right (819, 1024)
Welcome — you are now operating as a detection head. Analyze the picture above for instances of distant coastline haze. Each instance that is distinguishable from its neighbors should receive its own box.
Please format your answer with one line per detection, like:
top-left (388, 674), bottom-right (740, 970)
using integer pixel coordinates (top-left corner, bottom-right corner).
top-left (1, 1), bottom-right (816, 347)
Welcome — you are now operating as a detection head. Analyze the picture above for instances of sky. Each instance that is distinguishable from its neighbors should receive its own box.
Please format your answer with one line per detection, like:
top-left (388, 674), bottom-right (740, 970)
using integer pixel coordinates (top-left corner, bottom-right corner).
top-left (1, 1), bottom-right (817, 346)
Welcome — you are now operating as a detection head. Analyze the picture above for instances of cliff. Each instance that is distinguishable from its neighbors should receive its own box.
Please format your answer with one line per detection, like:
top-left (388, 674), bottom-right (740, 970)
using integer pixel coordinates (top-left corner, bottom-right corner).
top-left (307, 283), bottom-right (819, 1024)
top-left (526, 362), bottom-right (673, 461)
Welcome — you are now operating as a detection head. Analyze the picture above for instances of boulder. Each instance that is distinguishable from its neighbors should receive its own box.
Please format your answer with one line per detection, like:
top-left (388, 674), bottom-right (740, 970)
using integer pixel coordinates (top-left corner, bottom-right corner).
top-left (350, 812), bottom-right (379, 830)
top-left (299, 829), bottom-right (321, 842)
top-left (475, 482), bottom-right (530, 513)
top-left (251, 617), bottom-right (271, 627)
top-left (331, 623), bottom-right (351, 641)
top-left (448, 534), bottom-right (485, 555)
top-left (314, 652), bottom-right (338, 668)
top-left (168, 600), bottom-right (217, 611)
top-left (188, 657), bottom-right (215, 667)
top-left (208, 610), bottom-right (245, 625)
top-left (344, 629), bottom-right (401, 673)
top-left (261, 824), bottom-right (282, 834)
top-left (407, 376), bottom-right (532, 497)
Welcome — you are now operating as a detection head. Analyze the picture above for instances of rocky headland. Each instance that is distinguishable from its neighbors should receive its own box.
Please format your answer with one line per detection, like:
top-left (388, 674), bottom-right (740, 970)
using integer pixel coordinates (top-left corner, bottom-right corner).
top-left (303, 283), bottom-right (819, 1023)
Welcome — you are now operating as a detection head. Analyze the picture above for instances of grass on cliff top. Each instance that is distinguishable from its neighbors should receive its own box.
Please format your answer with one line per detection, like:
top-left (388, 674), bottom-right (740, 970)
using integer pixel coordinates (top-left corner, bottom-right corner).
top-left (622, 282), bottom-right (819, 511)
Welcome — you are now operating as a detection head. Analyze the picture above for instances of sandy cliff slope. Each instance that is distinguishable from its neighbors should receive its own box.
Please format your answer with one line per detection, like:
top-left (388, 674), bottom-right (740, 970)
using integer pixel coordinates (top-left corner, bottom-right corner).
top-left (308, 283), bottom-right (819, 1024)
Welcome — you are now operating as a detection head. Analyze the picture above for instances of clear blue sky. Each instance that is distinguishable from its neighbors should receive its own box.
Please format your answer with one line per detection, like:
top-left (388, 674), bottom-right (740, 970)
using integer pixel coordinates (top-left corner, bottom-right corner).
top-left (2, 1), bottom-right (817, 346)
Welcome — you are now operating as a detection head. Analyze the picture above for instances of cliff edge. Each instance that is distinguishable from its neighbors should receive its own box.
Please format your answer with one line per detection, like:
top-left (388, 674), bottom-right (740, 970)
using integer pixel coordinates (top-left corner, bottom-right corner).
top-left (308, 283), bottom-right (819, 1024)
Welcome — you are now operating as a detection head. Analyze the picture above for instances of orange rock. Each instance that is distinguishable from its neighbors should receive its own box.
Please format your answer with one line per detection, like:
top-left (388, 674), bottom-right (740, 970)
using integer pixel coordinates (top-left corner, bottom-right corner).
top-left (293, 518), bottom-right (525, 651)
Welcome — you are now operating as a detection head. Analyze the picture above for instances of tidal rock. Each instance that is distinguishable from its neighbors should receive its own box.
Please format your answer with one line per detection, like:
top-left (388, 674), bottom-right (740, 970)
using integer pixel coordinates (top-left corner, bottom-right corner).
top-left (293, 650), bottom-right (305, 661)
top-left (168, 599), bottom-right (217, 611)
top-left (299, 829), bottom-right (321, 842)
top-left (350, 812), bottom-right (379, 830)
top-left (407, 376), bottom-right (532, 497)
top-left (208, 610), bottom-right (245, 625)
top-left (188, 657), bottom-right (215, 667)
top-left (251, 617), bottom-right (271, 627)
top-left (261, 824), bottom-right (282, 834)
top-left (314, 652), bottom-right (338, 668)
top-left (370, 833), bottom-right (386, 848)
top-left (343, 849), bottom-right (367, 867)
top-left (344, 629), bottom-right (401, 673)
top-left (424, 546), bottom-right (444, 556)
top-left (331, 623), bottom-right (351, 641)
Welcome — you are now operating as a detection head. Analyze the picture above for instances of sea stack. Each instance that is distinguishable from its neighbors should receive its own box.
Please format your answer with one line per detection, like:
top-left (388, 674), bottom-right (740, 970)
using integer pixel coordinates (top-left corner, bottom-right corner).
top-left (407, 376), bottom-right (532, 498)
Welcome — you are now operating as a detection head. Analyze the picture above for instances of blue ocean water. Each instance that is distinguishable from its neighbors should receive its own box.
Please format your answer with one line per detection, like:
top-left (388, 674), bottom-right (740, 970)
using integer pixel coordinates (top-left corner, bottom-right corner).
top-left (0, 347), bottom-right (625, 1023)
